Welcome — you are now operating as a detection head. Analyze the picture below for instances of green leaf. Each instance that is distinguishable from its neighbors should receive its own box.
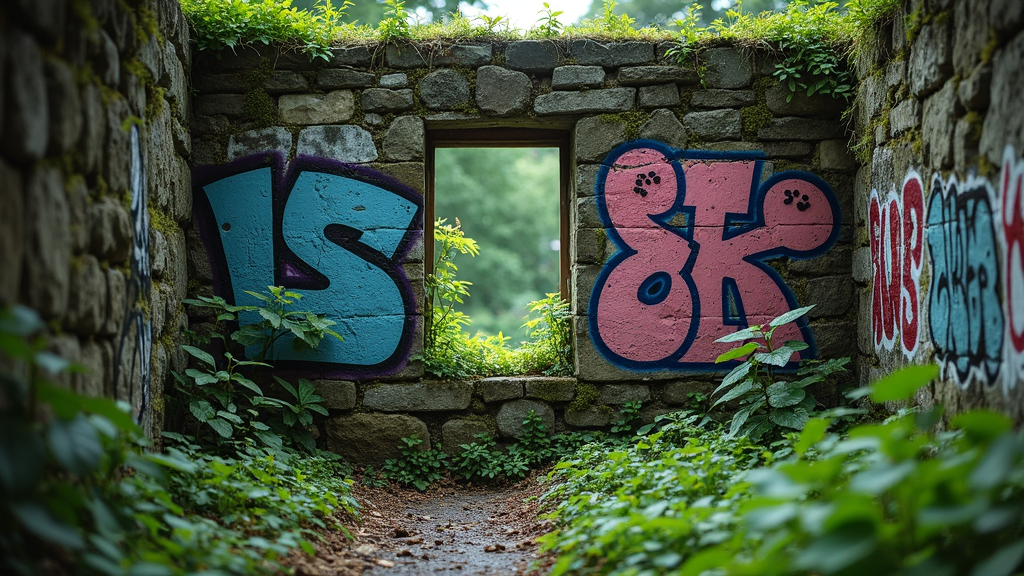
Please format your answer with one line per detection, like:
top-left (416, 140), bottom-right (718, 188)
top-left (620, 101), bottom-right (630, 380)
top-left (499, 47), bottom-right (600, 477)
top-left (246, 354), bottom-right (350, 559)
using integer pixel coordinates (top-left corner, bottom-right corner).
top-left (712, 379), bottom-right (754, 408)
top-left (793, 522), bottom-right (876, 574)
top-left (849, 460), bottom-right (916, 495)
top-left (769, 305), bottom-right (814, 327)
top-left (47, 414), bottom-right (104, 476)
top-left (181, 345), bottom-right (216, 367)
top-left (274, 376), bottom-right (298, 398)
top-left (784, 340), bottom-right (810, 352)
top-left (11, 503), bottom-right (84, 549)
top-left (755, 346), bottom-right (795, 367)
top-left (729, 400), bottom-right (764, 437)
top-left (766, 381), bottom-right (806, 408)
top-left (189, 399), bottom-right (216, 423)
top-left (869, 364), bottom-right (939, 402)
top-left (768, 408), bottom-right (808, 430)
top-left (206, 418), bottom-right (233, 438)
top-left (259, 308), bottom-right (282, 329)
top-left (969, 434), bottom-right (1020, 490)
top-left (715, 342), bottom-right (759, 363)
top-left (951, 410), bottom-right (1013, 443)
top-left (714, 362), bottom-right (752, 395)
top-left (970, 539), bottom-right (1024, 576)
top-left (34, 351), bottom-right (70, 375)
top-left (230, 372), bottom-right (264, 395)
top-left (795, 417), bottom-right (831, 455)
top-left (715, 325), bottom-right (764, 343)
top-left (0, 419), bottom-right (45, 494)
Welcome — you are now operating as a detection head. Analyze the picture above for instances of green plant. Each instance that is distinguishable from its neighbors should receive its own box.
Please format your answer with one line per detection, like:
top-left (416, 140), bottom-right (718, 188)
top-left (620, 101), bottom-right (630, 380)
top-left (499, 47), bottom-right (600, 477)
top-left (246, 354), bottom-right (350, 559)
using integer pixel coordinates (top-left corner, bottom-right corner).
top-left (774, 38), bottom-right (855, 102)
top-left (534, 2), bottom-right (564, 37)
top-left (381, 436), bottom-right (447, 490)
top-left (180, 0), bottom-right (351, 60)
top-left (377, 0), bottom-right (411, 42)
top-left (520, 293), bottom-right (574, 376)
top-left (610, 400), bottom-right (643, 434)
top-left (261, 377), bottom-right (329, 452)
top-left (452, 434), bottom-right (503, 482)
top-left (712, 305), bottom-right (849, 441)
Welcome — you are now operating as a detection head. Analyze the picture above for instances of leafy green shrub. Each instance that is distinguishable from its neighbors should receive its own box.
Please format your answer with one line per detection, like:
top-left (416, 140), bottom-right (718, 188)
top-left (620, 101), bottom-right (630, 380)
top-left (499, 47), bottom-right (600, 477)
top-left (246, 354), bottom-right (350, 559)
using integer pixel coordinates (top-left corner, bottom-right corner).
top-left (712, 305), bottom-right (849, 441)
top-left (180, 0), bottom-right (352, 60)
top-left (610, 399), bottom-right (643, 435)
top-left (0, 305), bottom-right (358, 576)
top-left (376, 0), bottom-right (411, 42)
top-left (177, 286), bottom-right (336, 453)
top-left (382, 436), bottom-right (447, 490)
top-left (424, 219), bottom-right (573, 377)
top-left (452, 434), bottom-right (504, 482)
top-left (533, 2), bottom-right (565, 38)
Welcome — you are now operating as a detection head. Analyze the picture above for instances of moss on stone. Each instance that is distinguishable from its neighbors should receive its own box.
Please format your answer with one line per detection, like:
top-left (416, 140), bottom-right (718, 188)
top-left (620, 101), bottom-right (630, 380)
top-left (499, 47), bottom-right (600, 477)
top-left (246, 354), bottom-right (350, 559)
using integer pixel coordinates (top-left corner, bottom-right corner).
top-left (568, 382), bottom-right (599, 412)
top-left (526, 379), bottom-right (576, 403)
top-left (243, 89), bottom-right (276, 129)
top-left (740, 104), bottom-right (772, 138)
top-left (980, 29), bottom-right (999, 64)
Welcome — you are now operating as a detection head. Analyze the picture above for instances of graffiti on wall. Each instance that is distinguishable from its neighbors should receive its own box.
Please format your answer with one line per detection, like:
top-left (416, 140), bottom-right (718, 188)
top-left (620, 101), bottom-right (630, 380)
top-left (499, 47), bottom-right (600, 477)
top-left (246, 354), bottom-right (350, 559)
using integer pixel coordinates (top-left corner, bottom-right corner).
top-left (1001, 147), bottom-right (1024, 392)
top-left (868, 146), bottom-right (1024, 395)
top-left (588, 141), bottom-right (841, 370)
top-left (927, 173), bottom-right (1003, 389)
top-left (112, 125), bottom-right (153, 425)
top-left (194, 154), bottom-right (423, 376)
top-left (868, 171), bottom-right (925, 358)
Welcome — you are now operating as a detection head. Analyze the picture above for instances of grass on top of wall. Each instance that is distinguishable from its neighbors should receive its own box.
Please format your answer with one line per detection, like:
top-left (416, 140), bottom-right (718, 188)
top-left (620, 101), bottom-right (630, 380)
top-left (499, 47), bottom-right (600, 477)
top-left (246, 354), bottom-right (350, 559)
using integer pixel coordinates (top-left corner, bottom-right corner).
top-left (180, 0), bottom-right (901, 58)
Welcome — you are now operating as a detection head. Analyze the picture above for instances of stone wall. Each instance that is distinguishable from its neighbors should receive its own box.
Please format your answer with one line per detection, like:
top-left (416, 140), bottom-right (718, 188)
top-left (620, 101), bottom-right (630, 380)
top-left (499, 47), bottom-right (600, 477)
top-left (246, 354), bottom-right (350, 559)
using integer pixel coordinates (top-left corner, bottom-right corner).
top-left (854, 0), bottom-right (1024, 418)
top-left (186, 40), bottom-right (857, 457)
top-left (0, 0), bottom-right (193, 437)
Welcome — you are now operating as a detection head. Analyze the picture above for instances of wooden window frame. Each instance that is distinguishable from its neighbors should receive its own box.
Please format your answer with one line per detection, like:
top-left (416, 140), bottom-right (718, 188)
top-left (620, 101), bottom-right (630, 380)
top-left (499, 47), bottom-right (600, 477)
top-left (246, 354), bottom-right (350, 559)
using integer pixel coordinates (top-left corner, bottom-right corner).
top-left (425, 128), bottom-right (571, 300)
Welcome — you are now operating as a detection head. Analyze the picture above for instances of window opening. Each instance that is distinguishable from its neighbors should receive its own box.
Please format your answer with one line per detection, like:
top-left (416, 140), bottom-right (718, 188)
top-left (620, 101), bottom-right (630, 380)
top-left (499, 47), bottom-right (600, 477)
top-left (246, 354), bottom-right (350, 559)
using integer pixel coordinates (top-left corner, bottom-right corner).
top-left (426, 129), bottom-right (570, 339)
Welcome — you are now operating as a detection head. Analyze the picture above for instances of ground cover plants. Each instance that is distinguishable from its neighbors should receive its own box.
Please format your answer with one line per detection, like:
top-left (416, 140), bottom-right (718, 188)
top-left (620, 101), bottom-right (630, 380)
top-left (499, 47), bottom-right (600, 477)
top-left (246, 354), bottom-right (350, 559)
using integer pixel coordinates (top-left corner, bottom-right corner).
top-left (537, 365), bottom-right (1024, 575)
top-left (0, 304), bottom-right (359, 576)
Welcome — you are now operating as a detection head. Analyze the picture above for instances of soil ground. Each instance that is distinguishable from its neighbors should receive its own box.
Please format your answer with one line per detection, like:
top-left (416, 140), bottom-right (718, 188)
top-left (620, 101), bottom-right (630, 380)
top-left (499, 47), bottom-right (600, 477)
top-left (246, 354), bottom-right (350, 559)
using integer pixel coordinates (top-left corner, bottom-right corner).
top-left (282, 472), bottom-right (556, 576)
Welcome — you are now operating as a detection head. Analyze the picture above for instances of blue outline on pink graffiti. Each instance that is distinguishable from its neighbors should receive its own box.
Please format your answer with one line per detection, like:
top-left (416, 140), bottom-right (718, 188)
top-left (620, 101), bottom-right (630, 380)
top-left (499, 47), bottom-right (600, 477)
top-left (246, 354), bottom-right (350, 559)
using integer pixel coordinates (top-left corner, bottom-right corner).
top-left (588, 140), bottom-right (842, 372)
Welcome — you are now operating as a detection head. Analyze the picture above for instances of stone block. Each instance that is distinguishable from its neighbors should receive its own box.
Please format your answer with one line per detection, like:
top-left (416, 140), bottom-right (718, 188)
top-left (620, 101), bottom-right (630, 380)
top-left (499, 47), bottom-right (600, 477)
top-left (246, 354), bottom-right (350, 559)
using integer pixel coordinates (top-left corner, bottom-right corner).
top-left (385, 43), bottom-right (491, 68)
top-left (373, 162), bottom-right (425, 195)
top-left (765, 82), bottom-right (842, 117)
top-left (279, 90), bottom-right (354, 124)
top-left (93, 29), bottom-right (120, 87)
top-left (103, 97), bottom-right (131, 196)
top-left (757, 117), bottom-right (845, 141)
top-left (981, 32), bottom-right (1024, 165)
top-left (565, 405), bottom-right (613, 427)
top-left (574, 115), bottom-right (626, 162)
top-left (380, 73), bottom-right (407, 88)
top-left (852, 247), bottom-right (872, 284)
top-left (889, 99), bottom-right (920, 137)
top-left (227, 126), bottom-right (293, 160)
top-left (324, 413), bottom-right (429, 465)
top-left (818, 139), bottom-right (857, 171)
top-left (442, 418), bottom-right (494, 456)
top-left (66, 255), bottom-right (107, 336)
top-left (759, 141), bottom-right (815, 159)
top-left (617, 66), bottom-right (698, 86)
top-left (2, 30), bottom-right (48, 162)
top-left (76, 340), bottom-right (105, 398)
top-left (662, 380), bottom-right (716, 406)
top-left (573, 316), bottom-right (679, 382)
top-left (552, 65), bottom-right (605, 89)
top-left (419, 69), bottom-right (469, 110)
top-left (103, 268), bottom-right (126, 337)
top-left (957, 64), bottom-right (991, 111)
top-left (478, 377), bottom-right (525, 402)
top-left (910, 22), bottom-right (952, 97)
top-left (88, 197), bottom-right (132, 263)
top-left (682, 109), bottom-right (742, 140)
top-left (570, 40), bottom-right (654, 67)
top-left (598, 384), bottom-right (651, 405)
top-left (638, 84), bottom-right (680, 108)
top-left (296, 125), bottom-right (378, 163)
top-left (194, 94), bottom-right (246, 118)
top-left (789, 246), bottom-right (852, 277)
top-left (44, 59), bottom-right (82, 156)
top-left (640, 109), bottom-right (687, 149)
top-left (260, 71), bottom-right (309, 94)
top-left (954, 116), bottom-right (980, 175)
top-left (812, 321), bottom-right (857, 359)
top-left (856, 73), bottom-right (885, 128)
top-left (524, 377), bottom-right (576, 402)
top-left (574, 227), bottom-right (607, 264)
top-left (23, 167), bottom-right (70, 320)
top-left (313, 379), bottom-right (357, 410)
top-left (922, 80), bottom-right (957, 170)
top-left (689, 89), bottom-right (755, 109)
top-left (365, 113), bottom-right (384, 126)
top-left (361, 88), bottom-right (414, 113)
top-left (952, 0), bottom-right (990, 76)
top-left (575, 197), bottom-right (603, 230)
top-left (0, 160), bottom-right (24, 305)
top-left (475, 66), bottom-right (532, 116)
top-left (382, 116), bottom-right (424, 161)
top-left (496, 399), bottom-right (554, 438)
top-left (806, 276), bottom-right (853, 318)
top-left (505, 41), bottom-right (560, 74)
top-left (702, 48), bottom-right (753, 88)
top-left (329, 45), bottom-right (374, 67)
top-left (316, 68), bottom-right (375, 90)
top-left (362, 381), bottom-right (473, 412)
top-left (576, 163), bottom-right (601, 197)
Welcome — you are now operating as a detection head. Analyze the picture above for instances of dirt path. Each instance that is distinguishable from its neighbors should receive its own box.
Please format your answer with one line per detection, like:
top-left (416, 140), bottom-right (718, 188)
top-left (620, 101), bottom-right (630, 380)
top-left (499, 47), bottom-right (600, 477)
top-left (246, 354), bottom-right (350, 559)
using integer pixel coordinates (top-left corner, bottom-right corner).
top-left (284, 475), bottom-right (555, 576)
